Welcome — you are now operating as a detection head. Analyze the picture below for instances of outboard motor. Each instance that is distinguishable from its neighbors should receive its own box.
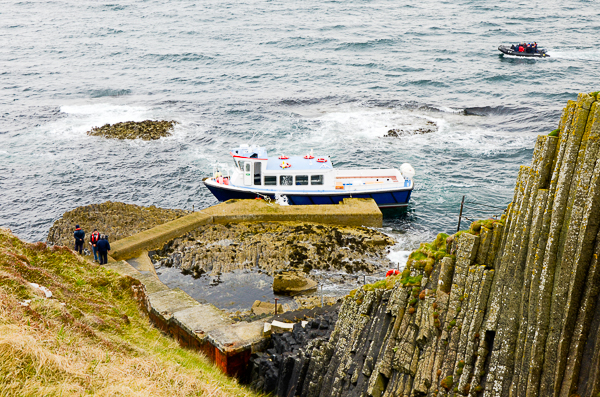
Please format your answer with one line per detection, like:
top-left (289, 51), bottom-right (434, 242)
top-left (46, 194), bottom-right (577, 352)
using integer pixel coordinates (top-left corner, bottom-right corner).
top-left (400, 163), bottom-right (415, 180)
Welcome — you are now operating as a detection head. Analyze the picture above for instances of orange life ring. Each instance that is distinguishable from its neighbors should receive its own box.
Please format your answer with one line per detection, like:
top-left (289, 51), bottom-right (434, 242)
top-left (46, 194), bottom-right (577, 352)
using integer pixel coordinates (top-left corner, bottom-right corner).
top-left (386, 269), bottom-right (400, 277)
top-left (316, 158), bottom-right (328, 163)
top-left (304, 155), bottom-right (314, 159)
top-left (278, 155), bottom-right (289, 160)
top-left (280, 162), bottom-right (291, 169)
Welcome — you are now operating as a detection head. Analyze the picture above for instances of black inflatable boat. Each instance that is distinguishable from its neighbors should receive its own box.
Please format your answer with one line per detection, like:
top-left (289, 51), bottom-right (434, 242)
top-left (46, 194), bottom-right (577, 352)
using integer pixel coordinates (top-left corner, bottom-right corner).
top-left (498, 45), bottom-right (549, 58)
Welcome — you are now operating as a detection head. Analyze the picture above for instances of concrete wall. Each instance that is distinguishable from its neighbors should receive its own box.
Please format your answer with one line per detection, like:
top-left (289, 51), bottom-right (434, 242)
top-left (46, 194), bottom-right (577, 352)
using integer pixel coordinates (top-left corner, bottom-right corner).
top-left (105, 258), bottom-right (268, 378)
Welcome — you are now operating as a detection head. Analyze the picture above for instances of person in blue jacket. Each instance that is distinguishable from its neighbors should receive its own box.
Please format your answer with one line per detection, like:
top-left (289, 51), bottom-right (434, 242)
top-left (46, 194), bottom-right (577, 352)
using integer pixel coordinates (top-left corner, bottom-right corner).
top-left (73, 225), bottom-right (85, 254)
top-left (96, 235), bottom-right (111, 265)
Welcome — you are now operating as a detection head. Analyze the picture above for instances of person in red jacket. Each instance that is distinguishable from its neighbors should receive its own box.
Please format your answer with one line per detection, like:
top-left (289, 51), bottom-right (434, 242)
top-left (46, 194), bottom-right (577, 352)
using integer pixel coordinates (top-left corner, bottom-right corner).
top-left (89, 229), bottom-right (100, 262)
top-left (518, 45), bottom-right (524, 52)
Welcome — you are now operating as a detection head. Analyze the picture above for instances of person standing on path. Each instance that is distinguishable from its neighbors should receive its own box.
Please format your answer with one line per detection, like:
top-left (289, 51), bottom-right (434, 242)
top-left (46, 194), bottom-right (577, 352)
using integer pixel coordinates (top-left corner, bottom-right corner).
top-left (73, 225), bottom-right (85, 255)
top-left (96, 235), bottom-right (110, 265)
top-left (90, 229), bottom-right (100, 262)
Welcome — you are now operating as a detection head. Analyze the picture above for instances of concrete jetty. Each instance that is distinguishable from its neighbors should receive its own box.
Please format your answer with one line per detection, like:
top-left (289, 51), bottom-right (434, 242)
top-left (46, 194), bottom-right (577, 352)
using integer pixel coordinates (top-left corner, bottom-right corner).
top-left (105, 198), bottom-right (382, 377)
top-left (110, 198), bottom-right (382, 261)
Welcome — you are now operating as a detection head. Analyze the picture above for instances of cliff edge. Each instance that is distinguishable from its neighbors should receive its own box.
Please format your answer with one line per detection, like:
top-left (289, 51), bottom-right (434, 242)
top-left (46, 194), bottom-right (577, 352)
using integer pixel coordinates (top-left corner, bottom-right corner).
top-left (263, 91), bottom-right (600, 397)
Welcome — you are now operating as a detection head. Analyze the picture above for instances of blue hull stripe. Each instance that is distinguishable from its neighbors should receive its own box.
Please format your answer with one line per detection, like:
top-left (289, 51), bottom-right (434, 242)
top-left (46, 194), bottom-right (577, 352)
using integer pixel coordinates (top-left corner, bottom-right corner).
top-left (205, 184), bottom-right (412, 208)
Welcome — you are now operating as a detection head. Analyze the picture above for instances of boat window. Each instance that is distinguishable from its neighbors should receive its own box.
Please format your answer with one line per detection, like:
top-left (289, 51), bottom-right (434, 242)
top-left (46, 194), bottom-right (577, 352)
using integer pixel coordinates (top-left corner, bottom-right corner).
top-left (280, 175), bottom-right (293, 186)
top-left (311, 175), bottom-right (324, 185)
top-left (238, 160), bottom-right (243, 169)
top-left (295, 175), bottom-right (308, 185)
top-left (254, 162), bottom-right (261, 185)
top-left (264, 176), bottom-right (277, 185)
top-left (245, 163), bottom-right (251, 172)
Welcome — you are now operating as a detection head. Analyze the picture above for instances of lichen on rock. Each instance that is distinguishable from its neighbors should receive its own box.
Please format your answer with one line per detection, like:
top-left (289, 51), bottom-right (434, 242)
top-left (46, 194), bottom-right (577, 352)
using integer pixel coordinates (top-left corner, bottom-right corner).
top-left (86, 120), bottom-right (177, 140)
top-left (259, 90), bottom-right (600, 397)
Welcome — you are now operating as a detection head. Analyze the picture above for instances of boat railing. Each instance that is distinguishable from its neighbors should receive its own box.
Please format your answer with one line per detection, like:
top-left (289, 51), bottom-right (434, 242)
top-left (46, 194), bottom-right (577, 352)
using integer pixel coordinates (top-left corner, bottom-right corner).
top-left (211, 162), bottom-right (234, 179)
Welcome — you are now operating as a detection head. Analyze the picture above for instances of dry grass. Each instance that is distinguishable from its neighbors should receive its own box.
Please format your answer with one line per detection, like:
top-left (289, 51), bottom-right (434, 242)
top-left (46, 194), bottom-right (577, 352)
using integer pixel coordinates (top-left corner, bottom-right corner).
top-left (0, 228), bottom-right (262, 397)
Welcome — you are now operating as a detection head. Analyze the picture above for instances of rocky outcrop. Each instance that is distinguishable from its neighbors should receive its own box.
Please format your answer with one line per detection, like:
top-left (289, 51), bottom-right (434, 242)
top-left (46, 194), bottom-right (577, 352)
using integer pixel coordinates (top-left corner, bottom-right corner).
top-left (151, 222), bottom-right (395, 277)
top-left (384, 121), bottom-right (438, 138)
top-left (86, 120), bottom-right (177, 140)
top-left (273, 271), bottom-right (318, 294)
top-left (266, 92), bottom-right (600, 397)
top-left (47, 201), bottom-right (189, 246)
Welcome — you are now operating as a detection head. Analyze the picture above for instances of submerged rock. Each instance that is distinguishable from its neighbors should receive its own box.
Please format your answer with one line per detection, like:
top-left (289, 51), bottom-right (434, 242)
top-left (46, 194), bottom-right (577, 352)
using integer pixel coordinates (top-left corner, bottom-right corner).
top-left (86, 120), bottom-right (177, 140)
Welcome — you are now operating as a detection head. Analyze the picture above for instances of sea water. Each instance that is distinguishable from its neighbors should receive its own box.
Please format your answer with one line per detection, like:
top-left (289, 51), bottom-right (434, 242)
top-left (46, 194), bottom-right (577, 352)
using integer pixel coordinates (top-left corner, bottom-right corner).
top-left (2, 0), bottom-right (599, 256)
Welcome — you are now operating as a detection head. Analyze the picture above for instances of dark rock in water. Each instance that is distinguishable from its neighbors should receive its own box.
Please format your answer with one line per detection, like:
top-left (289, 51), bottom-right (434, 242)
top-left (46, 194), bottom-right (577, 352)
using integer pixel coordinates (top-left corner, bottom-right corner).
top-left (384, 121), bottom-right (437, 138)
top-left (86, 120), bottom-right (177, 140)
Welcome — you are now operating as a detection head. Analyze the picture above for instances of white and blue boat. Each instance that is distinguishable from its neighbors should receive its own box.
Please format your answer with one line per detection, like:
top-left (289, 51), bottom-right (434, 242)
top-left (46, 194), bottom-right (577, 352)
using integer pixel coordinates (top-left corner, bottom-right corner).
top-left (203, 144), bottom-right (415, 208)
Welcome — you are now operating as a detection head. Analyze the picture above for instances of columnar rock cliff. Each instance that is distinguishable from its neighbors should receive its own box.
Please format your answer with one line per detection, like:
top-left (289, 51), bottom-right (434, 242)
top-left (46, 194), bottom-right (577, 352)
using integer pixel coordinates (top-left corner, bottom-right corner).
top-left (265, 92), bottom-right (600, 397)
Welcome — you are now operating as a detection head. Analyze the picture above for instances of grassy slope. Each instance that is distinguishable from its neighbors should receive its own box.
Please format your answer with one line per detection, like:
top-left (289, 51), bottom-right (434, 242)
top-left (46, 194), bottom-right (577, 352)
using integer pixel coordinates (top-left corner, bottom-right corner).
top-left (0, 228), bottom-right (261, 397)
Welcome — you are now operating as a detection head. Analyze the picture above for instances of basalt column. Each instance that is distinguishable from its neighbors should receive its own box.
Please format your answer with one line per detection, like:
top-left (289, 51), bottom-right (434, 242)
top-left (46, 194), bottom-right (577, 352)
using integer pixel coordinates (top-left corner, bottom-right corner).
top-left (261, 92), bottom-right (600, 397)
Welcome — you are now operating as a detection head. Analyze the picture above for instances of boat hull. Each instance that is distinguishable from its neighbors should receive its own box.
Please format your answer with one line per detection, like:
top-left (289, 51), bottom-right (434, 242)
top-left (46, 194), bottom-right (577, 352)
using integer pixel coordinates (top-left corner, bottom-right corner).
top-left (204, 182), bottom-right (412, 208)
top-left (498, 45), bottom-right (549, 58)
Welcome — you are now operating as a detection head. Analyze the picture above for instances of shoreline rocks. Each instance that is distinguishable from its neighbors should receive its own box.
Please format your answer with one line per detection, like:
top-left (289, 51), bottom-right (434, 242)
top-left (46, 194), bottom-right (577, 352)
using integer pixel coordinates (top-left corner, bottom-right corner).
top-left (151, 222), bottom-right (396, 278)
top-left (47, 201), bottom-right (190, 247)
top-left (86, 120), bottom-right (177, 140)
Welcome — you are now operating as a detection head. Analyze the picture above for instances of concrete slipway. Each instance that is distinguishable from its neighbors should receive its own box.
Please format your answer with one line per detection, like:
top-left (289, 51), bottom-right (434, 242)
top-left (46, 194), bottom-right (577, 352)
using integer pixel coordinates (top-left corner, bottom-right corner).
top-left (104, 198), bottom-right (382, 376)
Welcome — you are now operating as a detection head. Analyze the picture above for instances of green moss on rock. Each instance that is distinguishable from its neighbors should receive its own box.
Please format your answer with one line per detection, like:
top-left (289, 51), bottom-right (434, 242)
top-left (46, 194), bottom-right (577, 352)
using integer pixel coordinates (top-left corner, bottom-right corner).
top-left (441, 375), bottom-right (454, 390)
top-left (405, 232), bottom-right (451, 274)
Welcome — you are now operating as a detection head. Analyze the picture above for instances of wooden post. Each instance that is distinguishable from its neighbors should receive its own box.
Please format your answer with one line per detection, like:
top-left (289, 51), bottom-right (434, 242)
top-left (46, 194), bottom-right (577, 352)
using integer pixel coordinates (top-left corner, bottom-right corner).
top-left (457, 195), bottom-right (465, 233)
top-left (274, 298), bottom-right (278, 315)
top-left (320, 285), bottom-right (323, 307)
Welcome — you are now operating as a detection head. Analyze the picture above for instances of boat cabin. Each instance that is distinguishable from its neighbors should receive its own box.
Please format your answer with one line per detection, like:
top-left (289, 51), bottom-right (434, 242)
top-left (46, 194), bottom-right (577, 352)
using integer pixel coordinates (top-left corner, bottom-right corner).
top-left (229, 144), bottom-right (335, 189)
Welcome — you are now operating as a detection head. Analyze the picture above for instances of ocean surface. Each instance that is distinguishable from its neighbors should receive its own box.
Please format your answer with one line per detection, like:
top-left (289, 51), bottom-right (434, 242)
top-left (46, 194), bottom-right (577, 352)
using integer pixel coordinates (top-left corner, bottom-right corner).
top-left (2, 0), bottom-right (599, 256)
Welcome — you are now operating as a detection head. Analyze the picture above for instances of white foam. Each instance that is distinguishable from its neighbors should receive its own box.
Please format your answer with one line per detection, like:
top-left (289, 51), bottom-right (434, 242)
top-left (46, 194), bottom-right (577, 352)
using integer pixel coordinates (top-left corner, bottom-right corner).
top-left (380, 228), bottom-right (436, 271)
top-left (387, 249), bottom-right (410, 271)
top-left (546, 51), bottom-right (600, 61)
top-left (431, 105), bottom-right (464, 114)
top-left (43, 103), bottom-right (151, 137)
top-left (310, 106), bottom-right (446, 141)
top-left (275, 194), bottom-right (290, 205)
